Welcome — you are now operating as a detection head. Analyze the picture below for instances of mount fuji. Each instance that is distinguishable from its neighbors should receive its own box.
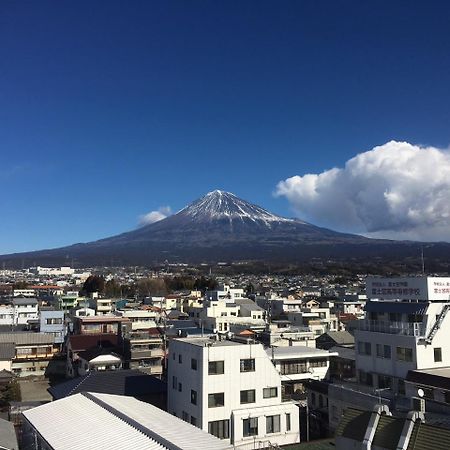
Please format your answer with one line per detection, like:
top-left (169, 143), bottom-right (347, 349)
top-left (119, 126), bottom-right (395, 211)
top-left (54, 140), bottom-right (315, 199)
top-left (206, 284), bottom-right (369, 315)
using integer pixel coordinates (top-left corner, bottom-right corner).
top-left (0, 190), bottom-right (447, 267)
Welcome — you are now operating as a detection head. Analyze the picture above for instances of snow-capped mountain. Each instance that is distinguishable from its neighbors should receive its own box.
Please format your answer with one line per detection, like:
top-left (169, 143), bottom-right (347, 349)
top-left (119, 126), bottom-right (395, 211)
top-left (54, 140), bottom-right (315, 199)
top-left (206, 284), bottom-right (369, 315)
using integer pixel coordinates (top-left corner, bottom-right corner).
top-left (1, 190), bottom-right (448, 267)
top-left (177, 190), bottom-right (300, 225)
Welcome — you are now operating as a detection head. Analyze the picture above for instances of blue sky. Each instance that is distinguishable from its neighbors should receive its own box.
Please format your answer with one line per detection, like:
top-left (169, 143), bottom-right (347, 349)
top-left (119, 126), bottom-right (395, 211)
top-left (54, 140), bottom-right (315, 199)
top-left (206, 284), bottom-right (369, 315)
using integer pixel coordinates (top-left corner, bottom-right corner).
top-left (2, 1), bottom-right (450, 253)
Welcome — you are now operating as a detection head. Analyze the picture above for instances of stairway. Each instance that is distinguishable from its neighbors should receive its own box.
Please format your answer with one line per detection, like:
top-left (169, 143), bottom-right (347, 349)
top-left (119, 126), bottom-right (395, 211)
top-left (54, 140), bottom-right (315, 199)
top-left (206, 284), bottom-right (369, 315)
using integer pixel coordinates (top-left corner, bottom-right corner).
top-left (424, 304), bottom-right (450, 344)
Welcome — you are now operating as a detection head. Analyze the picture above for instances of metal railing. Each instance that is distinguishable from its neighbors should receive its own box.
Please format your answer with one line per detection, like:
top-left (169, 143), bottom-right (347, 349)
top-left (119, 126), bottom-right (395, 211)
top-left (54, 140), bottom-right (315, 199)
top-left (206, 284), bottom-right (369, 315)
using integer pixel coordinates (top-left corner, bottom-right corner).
top-left (358, 319), bottom-right (424, 337)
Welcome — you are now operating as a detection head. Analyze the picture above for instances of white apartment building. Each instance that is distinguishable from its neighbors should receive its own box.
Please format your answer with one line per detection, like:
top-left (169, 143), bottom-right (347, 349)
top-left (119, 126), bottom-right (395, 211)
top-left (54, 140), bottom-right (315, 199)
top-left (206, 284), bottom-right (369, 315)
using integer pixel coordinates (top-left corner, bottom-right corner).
top-left (168, 337), bottom-right (300, 448)
top-left (0, 304), bottom-right (14, 326)
top-left (30, 266), bottom-right (75, 276)
top-left (288, 308), bottom-right (339, 336)
top-left (13, 289), bottom-right (36, 298)
top-left (199, 297), bottom-right (266, 334)
top-left (94, 298), bottom-right (114, 315)
top-left (13, 298), bottom-right (39, 325)
top-left (355, 276), bottom-right (450, 396)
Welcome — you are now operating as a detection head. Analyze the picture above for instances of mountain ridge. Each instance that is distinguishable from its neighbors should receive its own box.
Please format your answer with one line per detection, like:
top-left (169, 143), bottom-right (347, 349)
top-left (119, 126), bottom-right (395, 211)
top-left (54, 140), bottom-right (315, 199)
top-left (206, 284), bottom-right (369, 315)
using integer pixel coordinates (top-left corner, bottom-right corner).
top-left (1, 190), bottom-right (449, 267)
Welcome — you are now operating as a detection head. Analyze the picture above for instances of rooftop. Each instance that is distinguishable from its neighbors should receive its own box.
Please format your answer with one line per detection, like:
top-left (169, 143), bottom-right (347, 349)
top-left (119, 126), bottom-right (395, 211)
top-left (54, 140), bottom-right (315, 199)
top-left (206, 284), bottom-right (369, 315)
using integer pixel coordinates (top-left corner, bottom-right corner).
top-left (267, 346), bottom-right (337, 360)
top-left (23, 392), bottom-right (231, 450)
top-left (0, 332), bottom-right (54, 346)
top-left (175, 337), bottom-right (244, 347)
top-left (48, 369), bottom-right (166, 400)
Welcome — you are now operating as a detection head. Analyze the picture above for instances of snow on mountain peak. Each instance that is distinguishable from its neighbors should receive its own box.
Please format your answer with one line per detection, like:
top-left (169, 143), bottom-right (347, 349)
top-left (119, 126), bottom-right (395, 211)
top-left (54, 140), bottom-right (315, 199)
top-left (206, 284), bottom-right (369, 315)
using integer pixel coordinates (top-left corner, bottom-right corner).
top-left (178, 190), bottom-right (297, 225)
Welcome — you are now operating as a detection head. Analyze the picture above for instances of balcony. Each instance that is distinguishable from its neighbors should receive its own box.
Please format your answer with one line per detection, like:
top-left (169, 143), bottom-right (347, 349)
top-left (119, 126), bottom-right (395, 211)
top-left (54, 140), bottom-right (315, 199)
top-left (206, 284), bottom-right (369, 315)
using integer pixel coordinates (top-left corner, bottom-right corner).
top-left (358, 319), bottom-right (424, 337)
top-left (131, 348), bottom-right (164, 359)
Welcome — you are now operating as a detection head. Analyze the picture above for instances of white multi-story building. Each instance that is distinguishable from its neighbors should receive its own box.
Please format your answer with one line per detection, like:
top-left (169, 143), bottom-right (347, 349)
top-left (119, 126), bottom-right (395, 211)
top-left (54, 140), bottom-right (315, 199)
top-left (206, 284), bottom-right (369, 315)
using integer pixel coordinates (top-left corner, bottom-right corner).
top-left (168, 337), bottom-right (300, 448)
top-left (355, 276), bottom-right (450, 396)
top-left (268, 346), bottom-right (338, 400)
top-left (13, 289), bottom-right (36, 298)
top-left (0, 303), bottom-right (14, 326)
top-left (13, 298), bottom-right (39, 325)
top-left (94, 298), bottom-right (114, 315)
top-left (199, 297), bottom-right (266, 334)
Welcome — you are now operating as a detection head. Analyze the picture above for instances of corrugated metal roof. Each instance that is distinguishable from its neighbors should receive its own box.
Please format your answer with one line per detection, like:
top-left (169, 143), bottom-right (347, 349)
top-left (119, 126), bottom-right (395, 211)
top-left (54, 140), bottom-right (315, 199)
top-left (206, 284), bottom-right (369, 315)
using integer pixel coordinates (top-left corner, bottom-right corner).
top-left (23, 392), bottom-right (231, 450)
top-left (372, 415), bottom-right (404, 450)
top-left (0, 417), bottom-right (18, 450)
top-left (335, 408), bottom-right (371, 441)
top-left (0, 342), bottom-right (15, 360)
top-left (92, 392), bottom-right (230, 450)
top-left (407, 421), bottom-right (450, 450)
top-left (0, 332), bottom-right (54, 345)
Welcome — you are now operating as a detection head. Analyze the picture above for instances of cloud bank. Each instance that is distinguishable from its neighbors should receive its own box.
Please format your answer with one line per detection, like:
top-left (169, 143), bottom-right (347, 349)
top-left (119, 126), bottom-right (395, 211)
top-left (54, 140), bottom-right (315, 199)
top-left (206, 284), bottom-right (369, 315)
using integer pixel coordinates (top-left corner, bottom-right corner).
top-left (275, 141), bottom-right (450, 241)
top-left (139, 206), bottom-right (172, 226)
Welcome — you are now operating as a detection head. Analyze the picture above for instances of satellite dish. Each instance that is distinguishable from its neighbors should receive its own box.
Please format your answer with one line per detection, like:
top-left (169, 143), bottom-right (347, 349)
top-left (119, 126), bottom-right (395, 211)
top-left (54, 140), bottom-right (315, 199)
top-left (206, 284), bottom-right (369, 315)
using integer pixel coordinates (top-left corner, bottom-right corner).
top-left (417, 388), bottom-right (425, 398)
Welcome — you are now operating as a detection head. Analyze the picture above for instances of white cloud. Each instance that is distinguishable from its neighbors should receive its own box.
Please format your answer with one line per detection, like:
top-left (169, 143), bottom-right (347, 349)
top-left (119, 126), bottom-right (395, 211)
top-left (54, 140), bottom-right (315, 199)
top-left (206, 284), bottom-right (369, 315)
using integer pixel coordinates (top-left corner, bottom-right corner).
top-left (275, 140), bottom-right (450, 241)
top-left (138, 206), bottom-right (172, 226)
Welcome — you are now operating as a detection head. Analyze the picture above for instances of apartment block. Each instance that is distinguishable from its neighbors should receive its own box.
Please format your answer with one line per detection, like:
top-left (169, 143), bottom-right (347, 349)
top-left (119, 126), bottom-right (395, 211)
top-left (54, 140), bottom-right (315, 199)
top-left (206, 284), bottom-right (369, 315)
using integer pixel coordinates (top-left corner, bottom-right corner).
top-left (167, 337), bottom-right (300, 448)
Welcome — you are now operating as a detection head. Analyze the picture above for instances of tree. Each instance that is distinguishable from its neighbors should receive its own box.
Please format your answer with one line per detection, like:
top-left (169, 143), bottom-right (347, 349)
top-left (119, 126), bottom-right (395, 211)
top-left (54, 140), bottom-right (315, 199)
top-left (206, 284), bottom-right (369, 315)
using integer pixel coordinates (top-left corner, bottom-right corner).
top-left (81, 275), bottom-right (105, 295)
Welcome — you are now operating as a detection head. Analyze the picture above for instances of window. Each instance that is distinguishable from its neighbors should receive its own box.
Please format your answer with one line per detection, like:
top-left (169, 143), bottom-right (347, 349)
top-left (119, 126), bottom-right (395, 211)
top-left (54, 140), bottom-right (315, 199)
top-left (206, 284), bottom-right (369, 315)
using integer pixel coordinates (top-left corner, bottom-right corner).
top-left (190, 416), bottom-right (197, 426)
top-left (359, 370), bottom-right (373, 386)
top-left (389, 313), bottom-right (401, 322)
top-left (209, 361), bottom-right (224, 375)
top-left (286, 413), bottom-right (291, 432)
top-left (398, 379), bottom-right (405, 395)
top-left (263, 387), bottom-right (278, 398)
top-left (310, 358), bottom-right (327, 368)
top-left (178, 382), bottom-right (182, 392)
top-left (172, 376), bottom-right (177, 389)
top-left (280, 360), bottom-right (307, 375)
top-left (178, 354), bottom-right (182, 363)
top-left (182, 411), bottom-right (189, 422)
top-left (266, 415), bottom-right (280, 434)
top-left (240, 389), bottom-right (255, 404)
top-left (190, 389), bottom-right (197, 405)
top-left (208, 420), bottom-right (230, 439)
top-left (191, 358), bottom-right (197, 370)
top-left (434, 347), bottom-right (442, 362)
top-left (378, 375), bottom-right (392, 389)
top-left (376, 344), bottom-right (391, 359)
top-left (208, 392), bottom-right (224, 407)
top-left (243, 417), bottom-right (258, 437)
top-left (240, 358), bottom-right (255, 372)
top-left (358, 341), bottom-right (371, 356)
top-left (444, 391), bottom-right (450, 404)
top-left (396, 347), bottom-right (413, 362)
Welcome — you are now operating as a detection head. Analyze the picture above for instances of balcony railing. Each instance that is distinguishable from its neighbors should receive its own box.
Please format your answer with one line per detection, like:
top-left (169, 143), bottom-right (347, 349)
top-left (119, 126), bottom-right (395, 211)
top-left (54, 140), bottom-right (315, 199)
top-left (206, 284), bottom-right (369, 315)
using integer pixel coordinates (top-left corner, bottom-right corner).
top-left (131, 348), bottom-right (164, 359)
top-left (358, 319), bottom-right (424, 337)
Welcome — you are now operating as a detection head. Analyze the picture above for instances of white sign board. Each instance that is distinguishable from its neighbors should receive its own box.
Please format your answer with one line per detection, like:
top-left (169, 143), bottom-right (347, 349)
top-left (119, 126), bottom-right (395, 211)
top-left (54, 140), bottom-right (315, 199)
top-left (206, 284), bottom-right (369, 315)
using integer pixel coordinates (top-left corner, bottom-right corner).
top-left (366, 277), bottom-right (450, 301)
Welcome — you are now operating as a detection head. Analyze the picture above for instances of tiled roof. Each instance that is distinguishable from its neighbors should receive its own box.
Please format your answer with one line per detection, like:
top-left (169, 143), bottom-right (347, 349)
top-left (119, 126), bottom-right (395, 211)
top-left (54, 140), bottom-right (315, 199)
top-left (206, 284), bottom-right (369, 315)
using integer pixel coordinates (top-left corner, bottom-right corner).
top-left (12, 297), bottom-right (38, 305)
top-left (320, 331), bottom-right (354, 345)
top-left (48, 369), bottom-right (166, 400)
